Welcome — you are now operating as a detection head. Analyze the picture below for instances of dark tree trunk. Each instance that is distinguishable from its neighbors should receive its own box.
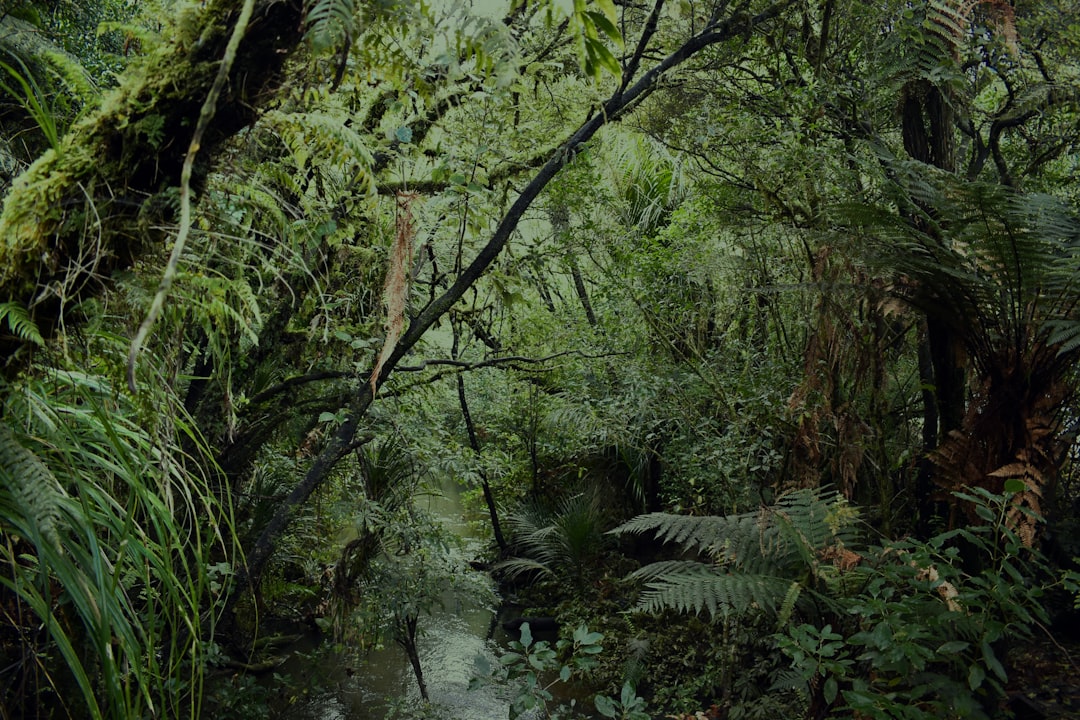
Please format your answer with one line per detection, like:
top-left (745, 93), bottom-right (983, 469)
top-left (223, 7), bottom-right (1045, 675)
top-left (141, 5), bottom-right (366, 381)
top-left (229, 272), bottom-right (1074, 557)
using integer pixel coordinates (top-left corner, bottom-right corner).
top-left (397, 614), bottom-right (428, 701)
top-left (456, 369), bottom-right (508, 553)
top-left (568, 254), bottom-right (598, 327)
top-left (901, 78), bottom-right (964, 532)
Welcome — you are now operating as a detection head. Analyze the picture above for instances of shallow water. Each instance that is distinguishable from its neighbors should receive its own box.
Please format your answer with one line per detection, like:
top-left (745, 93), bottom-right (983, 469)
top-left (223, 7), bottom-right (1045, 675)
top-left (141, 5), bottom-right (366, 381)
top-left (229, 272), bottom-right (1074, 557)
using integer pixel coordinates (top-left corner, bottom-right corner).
top-left (271, 483), bottom-right (514, 720)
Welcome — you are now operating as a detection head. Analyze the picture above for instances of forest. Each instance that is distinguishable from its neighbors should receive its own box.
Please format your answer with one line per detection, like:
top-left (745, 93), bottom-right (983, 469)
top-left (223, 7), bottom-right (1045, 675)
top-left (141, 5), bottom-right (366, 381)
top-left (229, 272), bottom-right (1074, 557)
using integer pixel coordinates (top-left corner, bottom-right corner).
top-left (1, 0), bottom-right (1080, 718)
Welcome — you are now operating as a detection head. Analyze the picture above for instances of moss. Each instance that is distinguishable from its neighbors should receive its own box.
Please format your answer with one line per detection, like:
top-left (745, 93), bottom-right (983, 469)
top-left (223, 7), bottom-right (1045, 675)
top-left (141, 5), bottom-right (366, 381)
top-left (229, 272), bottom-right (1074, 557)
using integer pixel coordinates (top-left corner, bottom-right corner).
top-left (0, 0), bottom-right (305, 362)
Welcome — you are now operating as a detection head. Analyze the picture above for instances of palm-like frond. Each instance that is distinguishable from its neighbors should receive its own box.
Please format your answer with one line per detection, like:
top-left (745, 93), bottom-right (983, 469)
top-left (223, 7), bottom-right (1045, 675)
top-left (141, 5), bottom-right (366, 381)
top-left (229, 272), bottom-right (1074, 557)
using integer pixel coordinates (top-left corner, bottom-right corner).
top-left (612, 488), bottom-right (860, 619)
top-left (846, 171), bottom-right (1080, 533)
top-left (495, 490), bottom-right (607, 586)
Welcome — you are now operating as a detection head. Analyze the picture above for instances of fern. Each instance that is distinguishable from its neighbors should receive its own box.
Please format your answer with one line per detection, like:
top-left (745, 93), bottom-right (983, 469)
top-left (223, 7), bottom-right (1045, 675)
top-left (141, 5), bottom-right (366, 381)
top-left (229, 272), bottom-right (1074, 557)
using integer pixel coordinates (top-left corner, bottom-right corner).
top-left (630, 562), bottom-right (794, 618)
top-left (260, 109), bottom-right (378, 210)
top-left (0, 301), bottom-right (45, 346)
top-left (305, 0), bottom-right (357, 51)
top-left (612, 489), bottom-right (861, 620)
top-left (495, 490), bottom-right (607, 586)
top-left (0, 423), bottom-right (65, 553)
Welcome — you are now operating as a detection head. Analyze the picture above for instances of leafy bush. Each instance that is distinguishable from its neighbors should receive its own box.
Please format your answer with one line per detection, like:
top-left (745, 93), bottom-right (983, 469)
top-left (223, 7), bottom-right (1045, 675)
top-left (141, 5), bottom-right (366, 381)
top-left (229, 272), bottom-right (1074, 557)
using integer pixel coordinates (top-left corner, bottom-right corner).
top-left (776, 485), bottom-right (1052, 719)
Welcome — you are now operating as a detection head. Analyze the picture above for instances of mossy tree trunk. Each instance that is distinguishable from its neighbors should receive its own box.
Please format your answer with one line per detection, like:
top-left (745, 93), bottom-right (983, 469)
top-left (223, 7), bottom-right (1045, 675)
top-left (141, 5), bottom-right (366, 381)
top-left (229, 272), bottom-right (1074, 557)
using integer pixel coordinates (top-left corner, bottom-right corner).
top-left (0, 0), bottom-right (305, 366)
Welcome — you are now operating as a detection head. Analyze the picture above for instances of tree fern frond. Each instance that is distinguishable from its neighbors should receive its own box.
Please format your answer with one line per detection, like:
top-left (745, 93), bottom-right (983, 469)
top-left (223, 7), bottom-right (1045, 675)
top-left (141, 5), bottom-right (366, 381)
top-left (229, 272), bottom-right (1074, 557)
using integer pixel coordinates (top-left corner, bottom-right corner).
top-left (305, 0), bottom-right (358, 54)
top-left (634, 565), bottom-right (794, 618)
top-left (617, 489), bottom-right (862, 620)
top-left (629, 559), bottom-right (717, 583)
top-left (0, 423), bottom-right (66, 552)
top-left (611, 511), bottom-right (757, 556)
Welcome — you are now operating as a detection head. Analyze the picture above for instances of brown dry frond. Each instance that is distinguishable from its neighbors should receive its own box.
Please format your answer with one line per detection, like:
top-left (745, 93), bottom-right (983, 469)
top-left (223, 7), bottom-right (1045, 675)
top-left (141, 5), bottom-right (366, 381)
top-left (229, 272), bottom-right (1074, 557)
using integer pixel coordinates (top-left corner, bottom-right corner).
top-left (371, 192), bottom-right (419, 395)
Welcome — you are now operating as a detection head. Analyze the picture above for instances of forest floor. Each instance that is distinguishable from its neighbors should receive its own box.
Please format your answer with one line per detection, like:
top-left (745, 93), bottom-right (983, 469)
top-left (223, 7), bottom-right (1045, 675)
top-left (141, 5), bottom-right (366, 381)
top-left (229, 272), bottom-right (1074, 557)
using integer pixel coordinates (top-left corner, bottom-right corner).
top-left (1006, 637), bottom-right (1080, 719)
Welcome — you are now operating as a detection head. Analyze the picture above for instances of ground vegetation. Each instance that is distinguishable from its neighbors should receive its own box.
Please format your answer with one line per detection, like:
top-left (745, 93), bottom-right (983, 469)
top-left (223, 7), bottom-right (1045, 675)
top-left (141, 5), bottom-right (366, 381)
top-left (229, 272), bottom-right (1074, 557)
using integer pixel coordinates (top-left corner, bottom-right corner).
top-left (2, 0), bottom-right (1080, 718)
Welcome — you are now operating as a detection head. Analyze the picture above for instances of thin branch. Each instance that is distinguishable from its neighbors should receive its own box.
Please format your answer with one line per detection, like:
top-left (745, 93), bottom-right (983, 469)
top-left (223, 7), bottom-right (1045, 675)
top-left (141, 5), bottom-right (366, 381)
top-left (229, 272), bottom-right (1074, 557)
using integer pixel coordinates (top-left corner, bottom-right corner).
top-left (245, 370), bottom-right (354, 406)
top-left (127, 0), bottom-right (256, 391)
top-left (395, 349), bottom-right (627, 372)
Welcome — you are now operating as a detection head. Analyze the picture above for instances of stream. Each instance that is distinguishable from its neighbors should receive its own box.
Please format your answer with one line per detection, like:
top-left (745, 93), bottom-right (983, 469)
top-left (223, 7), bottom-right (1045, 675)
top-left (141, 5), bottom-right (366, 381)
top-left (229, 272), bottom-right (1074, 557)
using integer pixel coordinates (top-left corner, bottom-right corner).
top-left (268, 481), bottom-right (516, 720)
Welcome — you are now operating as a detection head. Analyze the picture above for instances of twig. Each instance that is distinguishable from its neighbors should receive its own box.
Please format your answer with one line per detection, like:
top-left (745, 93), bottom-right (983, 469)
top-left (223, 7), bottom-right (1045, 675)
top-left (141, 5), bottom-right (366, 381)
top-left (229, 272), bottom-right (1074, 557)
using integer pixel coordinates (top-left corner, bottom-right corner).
top-left (127, 0), bottom-right (256, 391)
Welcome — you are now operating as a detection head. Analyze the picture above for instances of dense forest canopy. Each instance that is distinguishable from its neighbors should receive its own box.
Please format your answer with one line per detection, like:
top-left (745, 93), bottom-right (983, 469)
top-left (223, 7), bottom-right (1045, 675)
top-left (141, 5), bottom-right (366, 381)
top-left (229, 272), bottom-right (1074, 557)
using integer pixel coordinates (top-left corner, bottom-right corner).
top-left (2, 0), bottom-right (1080, 718)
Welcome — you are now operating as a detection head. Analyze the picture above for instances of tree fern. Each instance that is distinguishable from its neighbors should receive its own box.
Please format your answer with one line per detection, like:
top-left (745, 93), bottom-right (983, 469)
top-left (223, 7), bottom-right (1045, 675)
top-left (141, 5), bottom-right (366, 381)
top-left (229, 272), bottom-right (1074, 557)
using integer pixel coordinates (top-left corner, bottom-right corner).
top-left (630, 561), bottom-right (796, 618)
top-left (612, 488), bottom-right (861, 620)
top-left (849, 173), bottom-right (1080, 526)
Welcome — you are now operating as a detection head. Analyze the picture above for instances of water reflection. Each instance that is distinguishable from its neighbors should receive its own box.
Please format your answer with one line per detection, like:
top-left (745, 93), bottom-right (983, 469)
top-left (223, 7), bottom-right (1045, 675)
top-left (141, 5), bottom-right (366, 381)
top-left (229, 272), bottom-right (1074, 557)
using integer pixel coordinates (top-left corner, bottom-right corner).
top-left (272, 485), bottom-right (513, 719)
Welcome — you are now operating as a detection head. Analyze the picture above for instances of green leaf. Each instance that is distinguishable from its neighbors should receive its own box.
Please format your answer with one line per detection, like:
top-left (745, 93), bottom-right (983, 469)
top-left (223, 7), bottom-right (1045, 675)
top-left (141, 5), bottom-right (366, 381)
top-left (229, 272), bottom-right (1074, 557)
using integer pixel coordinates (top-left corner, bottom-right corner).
top-left (586, 10), bottom-right (623, 47)
top-left (595, 0), bottom-right (618, 23)
top-left (594, 694), bottom-right (617, 718)
top-left (586, 38), bottom-right (622, 79)
top-left (559, 664), bottom-right (571, 682)
top-left (519, 622), bottom-right (533, 649)
top-left (1003, 478), bottom-right (1026, 495)
top-left (573, 624), bottom-right (604, 645)
top-left (824, 676), bottom-right (839, 705)
top-left (982, 640), bottom-right (1007, 681)
top-left (936, 640), bottom-right (969, 654)
top-left (394, 126), bottom-right (413, 143)
top-left (968, 662), bottom-right (985, 690)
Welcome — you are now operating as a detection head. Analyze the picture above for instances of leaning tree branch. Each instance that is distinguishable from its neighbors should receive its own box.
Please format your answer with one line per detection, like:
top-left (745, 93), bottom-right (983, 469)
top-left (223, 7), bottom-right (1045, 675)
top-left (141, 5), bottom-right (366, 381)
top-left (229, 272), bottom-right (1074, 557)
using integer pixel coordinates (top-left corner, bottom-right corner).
top-left (236, 0), bottom-right (795, 599)
top-left (244, 370), bottom-right (355, 406)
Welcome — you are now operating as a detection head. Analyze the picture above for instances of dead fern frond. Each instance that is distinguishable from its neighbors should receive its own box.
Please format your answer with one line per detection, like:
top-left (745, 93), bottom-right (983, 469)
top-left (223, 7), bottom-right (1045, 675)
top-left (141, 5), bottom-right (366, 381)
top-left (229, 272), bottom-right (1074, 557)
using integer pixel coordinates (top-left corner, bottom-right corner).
top-left (371, 192), bottom-right (418, 395)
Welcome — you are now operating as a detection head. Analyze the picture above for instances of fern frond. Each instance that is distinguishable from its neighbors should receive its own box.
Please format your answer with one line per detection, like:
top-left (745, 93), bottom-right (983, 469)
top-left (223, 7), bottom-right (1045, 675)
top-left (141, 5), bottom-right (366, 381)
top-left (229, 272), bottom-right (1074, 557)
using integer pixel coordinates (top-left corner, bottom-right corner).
top-left (491, 556), bottom-right (555, 582)
top-left (0, 301), bottom-right (45, 346)
top-left (632, 563), bottom-right (794, 618)
top-left (618, 489), bottom-right (861, 620)
top-left (305, 0), bottom-right (358, 53)
top-left (0, 423), bottom-right (66, 552)
top-left (776, 580), bottom-right (802, 630)
top-left (261, 110), bottom-right (377, 209)
top-left (611, 511), bottom-right (757, 556)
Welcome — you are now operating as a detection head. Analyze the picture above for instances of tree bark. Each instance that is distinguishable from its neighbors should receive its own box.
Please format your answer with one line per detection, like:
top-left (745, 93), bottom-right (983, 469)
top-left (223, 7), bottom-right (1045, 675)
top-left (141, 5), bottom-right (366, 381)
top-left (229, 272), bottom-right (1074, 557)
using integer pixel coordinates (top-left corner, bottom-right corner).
top-left (398, 614), bottom-right (428, 701)
top-left (901, 76), bottom-right (964, 532)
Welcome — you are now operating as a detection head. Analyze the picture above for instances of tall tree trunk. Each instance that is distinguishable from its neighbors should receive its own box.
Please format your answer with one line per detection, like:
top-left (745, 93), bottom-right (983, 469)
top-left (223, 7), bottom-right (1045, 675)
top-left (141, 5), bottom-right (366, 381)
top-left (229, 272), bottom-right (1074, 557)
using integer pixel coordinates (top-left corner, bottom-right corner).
top-left (901, 79), bottom-right (964, 530)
